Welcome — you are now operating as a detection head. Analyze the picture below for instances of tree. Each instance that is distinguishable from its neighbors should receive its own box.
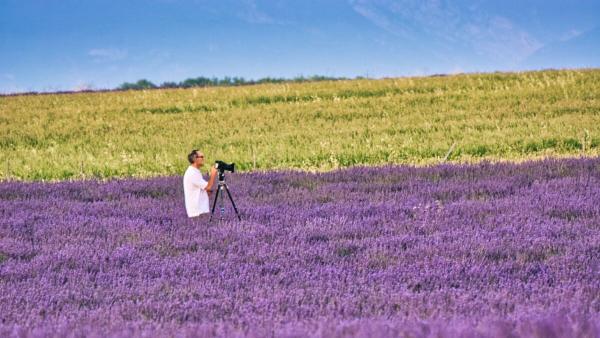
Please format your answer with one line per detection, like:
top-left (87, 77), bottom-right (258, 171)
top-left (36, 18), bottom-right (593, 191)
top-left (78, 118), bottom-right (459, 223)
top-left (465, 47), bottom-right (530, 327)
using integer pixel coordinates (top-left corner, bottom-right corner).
top-left (118, 79), bottom-right (157, 90)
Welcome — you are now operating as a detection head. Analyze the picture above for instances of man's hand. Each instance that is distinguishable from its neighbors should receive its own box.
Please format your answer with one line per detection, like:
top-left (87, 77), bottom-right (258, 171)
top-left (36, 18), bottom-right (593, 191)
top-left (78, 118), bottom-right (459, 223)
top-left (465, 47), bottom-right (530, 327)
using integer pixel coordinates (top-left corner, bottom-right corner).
top-left (204, 165), bottom-right (218, 193)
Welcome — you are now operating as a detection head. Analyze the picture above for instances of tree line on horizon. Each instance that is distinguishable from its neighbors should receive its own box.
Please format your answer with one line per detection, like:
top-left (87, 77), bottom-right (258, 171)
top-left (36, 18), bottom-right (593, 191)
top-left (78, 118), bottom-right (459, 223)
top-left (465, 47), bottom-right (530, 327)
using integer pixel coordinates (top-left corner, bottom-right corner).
top-left (118, 75), bottom-right (352, 90)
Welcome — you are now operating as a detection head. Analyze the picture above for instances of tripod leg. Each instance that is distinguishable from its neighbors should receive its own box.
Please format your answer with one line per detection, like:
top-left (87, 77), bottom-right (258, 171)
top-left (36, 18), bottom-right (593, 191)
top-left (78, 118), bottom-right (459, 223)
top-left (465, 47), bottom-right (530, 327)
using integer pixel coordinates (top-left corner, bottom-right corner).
top-left (209, 184), bottom-right (221, 222)
top-left (224, 184), bottom-right (242, 221)
top-left (219, 185), bottom-right (225, 220)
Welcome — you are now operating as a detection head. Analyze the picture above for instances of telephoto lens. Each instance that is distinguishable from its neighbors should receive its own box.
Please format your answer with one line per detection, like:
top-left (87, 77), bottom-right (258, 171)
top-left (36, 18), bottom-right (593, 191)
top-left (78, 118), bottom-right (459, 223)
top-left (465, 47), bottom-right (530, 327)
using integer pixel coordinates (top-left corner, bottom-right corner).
top-left (215, 160), bottom-right (235, 173)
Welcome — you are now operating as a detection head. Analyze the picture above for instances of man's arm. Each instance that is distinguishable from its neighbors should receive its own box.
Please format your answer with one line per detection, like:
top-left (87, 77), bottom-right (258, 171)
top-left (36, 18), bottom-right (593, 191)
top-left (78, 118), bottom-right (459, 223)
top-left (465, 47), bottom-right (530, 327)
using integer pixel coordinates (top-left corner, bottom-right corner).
top-left (205, 166), bottom-right (217, 192)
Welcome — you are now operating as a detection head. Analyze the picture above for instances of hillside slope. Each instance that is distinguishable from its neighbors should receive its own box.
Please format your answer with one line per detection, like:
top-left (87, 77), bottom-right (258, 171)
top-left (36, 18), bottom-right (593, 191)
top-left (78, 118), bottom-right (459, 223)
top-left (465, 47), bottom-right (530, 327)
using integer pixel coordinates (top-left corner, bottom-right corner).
top-left (1, 69), bottom-right (599, 180)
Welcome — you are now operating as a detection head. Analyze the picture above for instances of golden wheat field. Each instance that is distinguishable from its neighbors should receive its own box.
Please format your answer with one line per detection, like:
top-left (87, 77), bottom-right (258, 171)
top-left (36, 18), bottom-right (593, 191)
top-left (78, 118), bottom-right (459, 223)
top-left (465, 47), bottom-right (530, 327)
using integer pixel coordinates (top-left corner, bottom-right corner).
top-left (1, 69), bottom-right (599, 181)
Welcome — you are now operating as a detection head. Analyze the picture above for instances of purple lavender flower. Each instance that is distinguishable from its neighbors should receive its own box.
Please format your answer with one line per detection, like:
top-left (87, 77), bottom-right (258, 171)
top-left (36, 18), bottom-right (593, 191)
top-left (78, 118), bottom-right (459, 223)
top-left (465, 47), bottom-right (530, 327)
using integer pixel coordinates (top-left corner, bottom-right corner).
top-left (0, 158), bottom-right (599, 337)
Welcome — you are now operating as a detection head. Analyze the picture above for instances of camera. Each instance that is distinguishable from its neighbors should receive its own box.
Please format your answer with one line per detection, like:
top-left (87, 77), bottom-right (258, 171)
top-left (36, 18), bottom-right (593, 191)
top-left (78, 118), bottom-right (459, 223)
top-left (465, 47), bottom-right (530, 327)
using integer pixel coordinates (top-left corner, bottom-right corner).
top-left (215, 160), bottom-right (235, 173)
top-left (215, 160), bottom-right (235, 180)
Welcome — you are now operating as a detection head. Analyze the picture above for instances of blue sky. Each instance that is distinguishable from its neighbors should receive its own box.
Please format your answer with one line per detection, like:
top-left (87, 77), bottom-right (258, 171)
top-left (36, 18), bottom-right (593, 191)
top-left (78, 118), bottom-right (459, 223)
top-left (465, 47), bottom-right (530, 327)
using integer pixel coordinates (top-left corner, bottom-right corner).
top-left (1, 0), bottom-right (599, 93)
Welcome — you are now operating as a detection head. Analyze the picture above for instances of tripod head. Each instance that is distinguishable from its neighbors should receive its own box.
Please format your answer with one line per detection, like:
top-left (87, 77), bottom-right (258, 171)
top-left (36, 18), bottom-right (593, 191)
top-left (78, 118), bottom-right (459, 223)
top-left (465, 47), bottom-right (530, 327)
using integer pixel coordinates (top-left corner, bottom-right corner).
top-left (215, 160), bottom-right (235, 182)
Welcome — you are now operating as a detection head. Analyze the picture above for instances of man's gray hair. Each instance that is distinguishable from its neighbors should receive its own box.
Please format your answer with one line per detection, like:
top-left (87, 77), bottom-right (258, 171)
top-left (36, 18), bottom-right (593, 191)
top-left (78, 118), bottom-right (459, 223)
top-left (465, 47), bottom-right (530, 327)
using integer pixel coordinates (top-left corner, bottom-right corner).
top-left (187, 149), bottom-right (199, 164)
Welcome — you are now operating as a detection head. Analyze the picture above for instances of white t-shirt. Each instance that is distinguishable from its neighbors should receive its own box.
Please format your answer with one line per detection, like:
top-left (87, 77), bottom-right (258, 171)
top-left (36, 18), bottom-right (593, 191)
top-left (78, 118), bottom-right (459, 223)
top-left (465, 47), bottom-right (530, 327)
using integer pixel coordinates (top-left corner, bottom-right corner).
top-left (183, 166), bottom-right (209, 217)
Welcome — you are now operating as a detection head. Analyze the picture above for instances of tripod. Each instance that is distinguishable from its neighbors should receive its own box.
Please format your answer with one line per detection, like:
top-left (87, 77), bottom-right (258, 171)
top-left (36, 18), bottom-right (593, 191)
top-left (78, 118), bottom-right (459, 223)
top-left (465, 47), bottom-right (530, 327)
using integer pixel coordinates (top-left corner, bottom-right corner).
top-left (210, 174), bottom-right (241, 221)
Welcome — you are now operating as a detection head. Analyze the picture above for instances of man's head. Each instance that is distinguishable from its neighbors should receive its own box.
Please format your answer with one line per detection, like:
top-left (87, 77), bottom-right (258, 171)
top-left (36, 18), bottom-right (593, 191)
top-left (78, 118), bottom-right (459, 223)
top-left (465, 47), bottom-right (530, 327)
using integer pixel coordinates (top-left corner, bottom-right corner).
top-left (187, 149), bottom-right (205, 167)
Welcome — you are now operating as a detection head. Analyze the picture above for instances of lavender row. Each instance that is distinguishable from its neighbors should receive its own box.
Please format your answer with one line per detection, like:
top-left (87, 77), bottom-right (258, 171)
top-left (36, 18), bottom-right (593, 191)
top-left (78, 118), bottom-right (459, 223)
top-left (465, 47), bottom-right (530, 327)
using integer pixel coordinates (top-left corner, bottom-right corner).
top-left (1, 157), bottom-right (599, 337)
top-left (2, 314), bottom-right (599, 338)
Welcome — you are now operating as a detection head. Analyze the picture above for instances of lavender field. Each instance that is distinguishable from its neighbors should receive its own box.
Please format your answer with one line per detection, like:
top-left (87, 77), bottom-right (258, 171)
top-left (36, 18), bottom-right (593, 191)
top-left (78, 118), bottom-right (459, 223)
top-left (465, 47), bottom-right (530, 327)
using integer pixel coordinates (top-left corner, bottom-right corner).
top-left (1, 158), bottom-right (599, 337)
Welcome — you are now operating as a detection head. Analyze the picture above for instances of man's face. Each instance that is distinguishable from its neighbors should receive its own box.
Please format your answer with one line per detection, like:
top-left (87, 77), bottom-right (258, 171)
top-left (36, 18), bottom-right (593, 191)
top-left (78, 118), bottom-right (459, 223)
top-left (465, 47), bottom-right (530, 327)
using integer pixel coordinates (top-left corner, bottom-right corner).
top-left (195, 152), bottom-right (205, 167)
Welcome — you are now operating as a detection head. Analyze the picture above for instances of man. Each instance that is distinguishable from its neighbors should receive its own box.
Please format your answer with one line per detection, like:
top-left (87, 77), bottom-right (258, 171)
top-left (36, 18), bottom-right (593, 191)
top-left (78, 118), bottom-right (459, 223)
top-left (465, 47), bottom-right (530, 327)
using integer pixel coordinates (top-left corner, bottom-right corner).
top-left (183, 150), bottom-right (217, 218)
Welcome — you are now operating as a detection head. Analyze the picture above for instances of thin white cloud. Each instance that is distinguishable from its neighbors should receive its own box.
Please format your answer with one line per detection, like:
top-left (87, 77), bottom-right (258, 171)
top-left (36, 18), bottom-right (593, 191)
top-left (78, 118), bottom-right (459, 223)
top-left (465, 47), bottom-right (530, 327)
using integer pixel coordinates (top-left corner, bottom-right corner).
top-left (88, 48), bottom-right (128, 62)
top-left (350, 0), bottom-right (543, 66)
top-left (352, 4), bottom-right (391, 30)
top-left (349, 0), bottom-right (412, 39)
top-left (238, 0), bottom-right (288, 25)
top-left (559, 29), bottom-right (583, 42)
top-left (468, 15), bottom-right (542, 64)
